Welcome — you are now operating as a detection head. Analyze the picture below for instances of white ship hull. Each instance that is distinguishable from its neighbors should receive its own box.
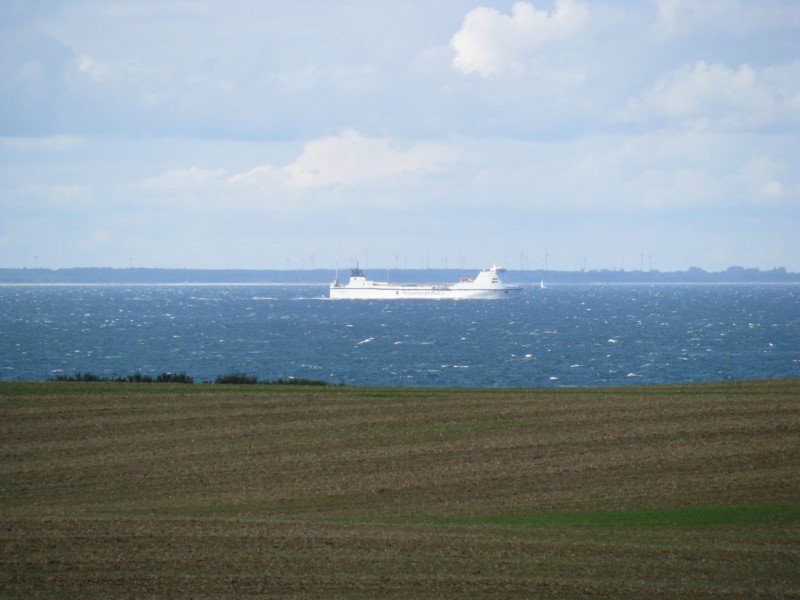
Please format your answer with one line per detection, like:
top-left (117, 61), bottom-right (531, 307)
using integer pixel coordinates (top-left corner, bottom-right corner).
top-left (330, 286), bottom-right (516, 300)
top-left (330, 265), bottom-right (520, 300)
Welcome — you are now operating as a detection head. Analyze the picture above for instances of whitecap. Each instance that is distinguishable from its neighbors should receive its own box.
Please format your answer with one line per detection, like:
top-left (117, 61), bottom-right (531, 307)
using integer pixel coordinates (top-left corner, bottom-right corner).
top-left (608, 338), bottom-right (618, 344)
top-left (358, 337), bottom-right (375, 345)
top-left (549, 376), bottom-right (559, 380)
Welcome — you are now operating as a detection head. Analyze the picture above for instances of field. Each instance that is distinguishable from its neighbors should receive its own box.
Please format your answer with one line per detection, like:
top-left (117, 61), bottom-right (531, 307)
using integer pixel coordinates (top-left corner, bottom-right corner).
top-left (1, 379), bottom-right (798, 597)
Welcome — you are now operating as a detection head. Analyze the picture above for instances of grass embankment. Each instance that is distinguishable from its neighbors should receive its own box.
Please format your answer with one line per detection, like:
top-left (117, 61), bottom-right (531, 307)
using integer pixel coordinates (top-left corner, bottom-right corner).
top-left (1, 379), bottom-right (798, 597)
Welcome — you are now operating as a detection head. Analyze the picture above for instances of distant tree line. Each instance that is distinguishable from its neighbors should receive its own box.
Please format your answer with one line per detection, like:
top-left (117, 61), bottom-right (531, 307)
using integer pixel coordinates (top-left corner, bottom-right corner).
top-left (50, 371), bottom-right (331, 386)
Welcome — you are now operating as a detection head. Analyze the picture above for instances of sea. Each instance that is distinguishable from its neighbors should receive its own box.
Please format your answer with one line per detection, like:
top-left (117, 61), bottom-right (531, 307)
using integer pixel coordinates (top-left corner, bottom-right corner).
top-left (1, 284), bottom-right (798, 387)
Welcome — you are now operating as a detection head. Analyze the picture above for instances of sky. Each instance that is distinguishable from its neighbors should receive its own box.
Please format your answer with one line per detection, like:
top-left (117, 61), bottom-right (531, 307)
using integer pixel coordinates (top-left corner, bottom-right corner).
top-left (1, 0), bottom-right (798, 272)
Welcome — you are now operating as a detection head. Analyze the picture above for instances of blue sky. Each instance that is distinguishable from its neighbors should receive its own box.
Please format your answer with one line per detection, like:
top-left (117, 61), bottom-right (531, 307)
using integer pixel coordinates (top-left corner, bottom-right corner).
top-left (1, 0), bottom-right (798, 271)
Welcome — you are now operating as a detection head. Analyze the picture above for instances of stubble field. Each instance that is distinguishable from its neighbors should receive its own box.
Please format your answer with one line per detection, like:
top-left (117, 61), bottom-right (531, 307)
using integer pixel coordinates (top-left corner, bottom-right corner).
top-left (1, 379), bottom-right (798, 597)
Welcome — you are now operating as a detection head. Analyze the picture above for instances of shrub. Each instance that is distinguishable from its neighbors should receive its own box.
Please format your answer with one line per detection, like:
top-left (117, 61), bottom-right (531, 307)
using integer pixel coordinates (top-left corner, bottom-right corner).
top-left (126, 372), bottom-right (153, 383)
top-left (52, 372), bottom-right (103, 382)
top-left (156, 372), bottom-right (194, 384)
top-left (269, 377), bottom-right (328, 386)
top-left (215, 372), bottom-right (258, 384)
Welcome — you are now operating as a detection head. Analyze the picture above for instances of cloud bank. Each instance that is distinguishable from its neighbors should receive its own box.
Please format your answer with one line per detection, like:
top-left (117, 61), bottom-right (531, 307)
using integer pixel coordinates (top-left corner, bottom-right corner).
top-left (0, 0), bottom-right (798, 270)
top-left (450, 0), bottom-right (590, 77)
top-left (282, 130), bottom-right (456, 188)
top-left (621, 60), bottom-right (800, 127)
top-left (138, 130), bottom-right (459, 207)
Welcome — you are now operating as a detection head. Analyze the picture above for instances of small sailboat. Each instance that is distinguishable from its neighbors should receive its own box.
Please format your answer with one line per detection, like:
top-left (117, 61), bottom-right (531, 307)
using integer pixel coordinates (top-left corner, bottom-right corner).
top-left (540, 279), bottom-right (546, 289)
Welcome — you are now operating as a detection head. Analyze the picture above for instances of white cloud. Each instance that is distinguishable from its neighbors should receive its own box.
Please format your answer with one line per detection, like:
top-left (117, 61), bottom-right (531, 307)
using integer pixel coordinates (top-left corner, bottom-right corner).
top-left (80, 229), bottom-right (110, 248)
top-left (282, 129), bottom-right (457, 189)
top-left (2, 135), bottom-right (84, 151)
top-left (127, 128), bottom-right (796, 220)
top-left (87, 1), bottom-right (213, 20)
top-left (656, 0), bottom-right (733, 33)
top-left (654, 0), bottom-right (800, 36)
top-left (77, 55), bottom-right (114, 82)
top-left (761, 181), bottom-right (784, 197)
top-left (619, 61), bottom-right (800, 127)
top-left (129, 131), bottom-right (458, 213)
top-left (10, 184), bottom-right (95, 208)
top-left (450, 0), bottom-right (590, 77)
top-left (458, 129), bottom-right (800, 215)
top-left (634, 168), bottom-right (724, 208)
top-left (228, 129), bottom-right (458, 192)
top-left (226, 164), bottom-right (282, 187)
top-left (738, 155), bottom-right (795, 204)
top-left (71, 53), bottom-right (165, 106)
top-left (140, 166), bottom-right (225, 190)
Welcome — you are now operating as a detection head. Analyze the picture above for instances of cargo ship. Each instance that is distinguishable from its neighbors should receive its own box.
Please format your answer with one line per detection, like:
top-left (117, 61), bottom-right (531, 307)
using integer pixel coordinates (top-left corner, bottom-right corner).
top-left (329, 265), bottom-right (520, 299)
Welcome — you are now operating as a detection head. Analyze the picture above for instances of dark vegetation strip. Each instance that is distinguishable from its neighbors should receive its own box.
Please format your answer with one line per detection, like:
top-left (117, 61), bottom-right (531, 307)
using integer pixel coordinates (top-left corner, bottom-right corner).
top-left (50, 371), bottom-right (331, 386)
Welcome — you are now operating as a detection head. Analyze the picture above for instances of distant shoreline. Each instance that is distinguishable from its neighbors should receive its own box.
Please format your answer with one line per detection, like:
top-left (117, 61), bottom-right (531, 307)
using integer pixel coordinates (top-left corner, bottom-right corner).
top-left (1, 266), bottom-right (797, 284)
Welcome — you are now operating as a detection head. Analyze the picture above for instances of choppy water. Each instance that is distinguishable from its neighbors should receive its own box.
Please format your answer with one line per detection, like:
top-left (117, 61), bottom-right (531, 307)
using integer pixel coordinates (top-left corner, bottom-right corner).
top-left (1, 284), bottom-right (798, 387)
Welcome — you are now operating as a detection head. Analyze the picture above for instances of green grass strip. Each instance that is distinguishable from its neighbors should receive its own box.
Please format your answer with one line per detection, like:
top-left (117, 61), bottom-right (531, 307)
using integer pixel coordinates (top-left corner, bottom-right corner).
top-left (440, 501), bottom-right (800, 529)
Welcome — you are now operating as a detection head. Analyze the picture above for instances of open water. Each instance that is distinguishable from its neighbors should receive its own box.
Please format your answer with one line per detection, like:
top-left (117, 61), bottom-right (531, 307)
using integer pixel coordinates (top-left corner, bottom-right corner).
top-left (1, 284), bottom-right (798, 387)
